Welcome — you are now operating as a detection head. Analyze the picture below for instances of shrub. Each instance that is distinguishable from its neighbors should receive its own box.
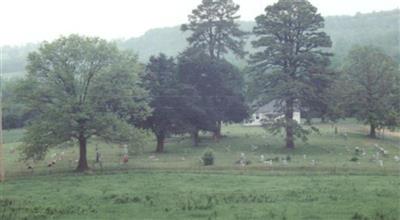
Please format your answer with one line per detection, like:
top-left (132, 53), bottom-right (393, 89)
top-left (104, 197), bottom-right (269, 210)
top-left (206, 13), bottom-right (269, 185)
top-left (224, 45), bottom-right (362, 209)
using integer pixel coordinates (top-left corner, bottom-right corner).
top-left (202, 148), bottom-right (214, 166)
top-left (350, 157), bottom-right (359, 162)
top-left (351, 212), bottom-right (369, 220)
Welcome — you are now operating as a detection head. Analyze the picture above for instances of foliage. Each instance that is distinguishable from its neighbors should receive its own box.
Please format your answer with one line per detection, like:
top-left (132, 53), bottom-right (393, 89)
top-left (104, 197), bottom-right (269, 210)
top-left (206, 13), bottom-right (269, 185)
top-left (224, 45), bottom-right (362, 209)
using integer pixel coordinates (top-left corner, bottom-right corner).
top-left (140, 54), bottom-right (187, 152)
top-left (177, 49), bottom-right (248, 139)
top-left (181, 0), bottom-right (249, 137)
top-left (249, 0), bottom-right (333, 148)
top-left (201, 148), bottom-right (215, 166)
top-left (2, 79), bottom-right (32, 129)
top-left (350, 157), bottom-right (359, 162)
top-left (16, 35), bottom-right (150, 170)
top-left (317, 71), bottom-right (351, 122)
top-left (300, 68), bottom-right (341, 123)
top-left (343, 46), bottom-right (400, 138)
top-left (181, 0), bottom-right (247, 59)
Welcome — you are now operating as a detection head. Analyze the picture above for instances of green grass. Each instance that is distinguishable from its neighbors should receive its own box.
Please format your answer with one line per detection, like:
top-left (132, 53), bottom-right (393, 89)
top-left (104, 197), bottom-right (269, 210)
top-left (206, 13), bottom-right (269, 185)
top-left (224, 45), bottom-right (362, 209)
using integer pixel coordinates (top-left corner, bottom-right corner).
top-left (3, 129), bottom-right (24, 144)
top-left (1, 172), bottom-right (399, 220)
top-left (1, 120), bottom-right (399, 219)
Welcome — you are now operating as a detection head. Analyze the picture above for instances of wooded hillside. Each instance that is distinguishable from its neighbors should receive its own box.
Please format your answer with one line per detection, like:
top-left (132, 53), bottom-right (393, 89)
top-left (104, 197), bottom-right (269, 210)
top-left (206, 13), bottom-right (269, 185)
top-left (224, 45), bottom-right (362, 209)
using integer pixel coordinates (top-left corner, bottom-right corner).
top-left (2, 9), bottom-right (398, 74)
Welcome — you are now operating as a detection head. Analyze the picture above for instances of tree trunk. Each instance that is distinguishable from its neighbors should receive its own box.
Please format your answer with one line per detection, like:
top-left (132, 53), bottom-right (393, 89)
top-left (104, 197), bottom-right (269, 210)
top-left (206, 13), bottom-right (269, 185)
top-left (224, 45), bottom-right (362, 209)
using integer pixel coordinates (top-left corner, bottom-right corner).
top-left (285, 100), bottom-right (295, 149)
top-left (76, 135), bottom-right (89, 172)
top-left (156, 132), bottom-right (165, 153)
top-left (369, 123), bottom-right (377, 138)
top-left (191, 129), bottom-right (199, 147)
top-left (213, 121), bottom-right (222, 141)
top-left (286, 124), bottom-right (295, 149)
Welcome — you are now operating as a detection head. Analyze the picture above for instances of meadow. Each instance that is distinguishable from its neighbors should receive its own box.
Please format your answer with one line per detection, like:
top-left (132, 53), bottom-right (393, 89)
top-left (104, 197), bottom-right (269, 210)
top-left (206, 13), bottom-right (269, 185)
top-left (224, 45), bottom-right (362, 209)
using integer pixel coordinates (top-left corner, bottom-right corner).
top-left (1, 120), bottom-right (399, 220)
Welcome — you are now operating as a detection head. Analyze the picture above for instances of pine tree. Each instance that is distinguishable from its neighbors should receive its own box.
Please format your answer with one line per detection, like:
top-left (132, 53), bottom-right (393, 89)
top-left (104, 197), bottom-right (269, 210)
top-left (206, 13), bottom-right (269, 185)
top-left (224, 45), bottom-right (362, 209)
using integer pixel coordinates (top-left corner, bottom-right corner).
top-left (250, 0), bottom-right (332, 148)
top-left (181, 0), bottom-right (247, 59)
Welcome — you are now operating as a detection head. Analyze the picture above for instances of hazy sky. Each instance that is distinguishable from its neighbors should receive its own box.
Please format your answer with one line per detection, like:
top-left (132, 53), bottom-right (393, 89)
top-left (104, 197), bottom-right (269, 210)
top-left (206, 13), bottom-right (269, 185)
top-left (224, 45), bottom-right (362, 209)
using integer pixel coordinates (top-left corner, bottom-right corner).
top-left (1, 0), bottom-right (398, 46)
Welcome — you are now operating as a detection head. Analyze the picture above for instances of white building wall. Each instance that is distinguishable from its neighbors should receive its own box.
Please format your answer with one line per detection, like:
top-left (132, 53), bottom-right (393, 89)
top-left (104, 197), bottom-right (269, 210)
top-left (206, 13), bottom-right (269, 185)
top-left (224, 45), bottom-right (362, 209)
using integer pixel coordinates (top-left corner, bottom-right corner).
top-left (293, 112), bottom-right (301, 124)
top-left (243, 112), bottom-right (301, 126)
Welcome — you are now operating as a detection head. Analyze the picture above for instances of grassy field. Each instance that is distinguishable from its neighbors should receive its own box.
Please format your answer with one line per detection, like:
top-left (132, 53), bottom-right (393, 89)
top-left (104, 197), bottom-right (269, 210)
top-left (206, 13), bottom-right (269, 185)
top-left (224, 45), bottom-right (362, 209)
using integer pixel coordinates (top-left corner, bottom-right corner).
top-left (1, 120), bottom-right (399, 219)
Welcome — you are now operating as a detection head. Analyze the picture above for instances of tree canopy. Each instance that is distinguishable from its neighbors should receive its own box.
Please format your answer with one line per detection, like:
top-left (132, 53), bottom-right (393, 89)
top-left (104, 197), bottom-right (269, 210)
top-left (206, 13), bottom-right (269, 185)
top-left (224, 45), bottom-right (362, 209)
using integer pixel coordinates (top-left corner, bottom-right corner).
top-left (177, 49), bottom-right (248, 143)
top-left (181, 0), bottom-right (248, 138)
top-left (250, 0), bottom-right (333, 148)
top-left (343, 46), bottom-right (400, 138)
top-left (181, 0), bottom-right (247, 59)
top-left (140, 54), bottom-right (186, 152)
top-left (17, 35), bottom-right (150, 171)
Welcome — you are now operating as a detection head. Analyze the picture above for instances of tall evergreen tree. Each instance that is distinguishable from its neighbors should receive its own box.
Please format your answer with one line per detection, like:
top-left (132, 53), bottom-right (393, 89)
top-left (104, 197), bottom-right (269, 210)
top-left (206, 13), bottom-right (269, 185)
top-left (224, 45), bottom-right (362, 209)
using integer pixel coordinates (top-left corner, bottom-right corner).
top-left (181, 0), bottom-right (247, 60)
top-left (250, 0), bottom-right (332, 148)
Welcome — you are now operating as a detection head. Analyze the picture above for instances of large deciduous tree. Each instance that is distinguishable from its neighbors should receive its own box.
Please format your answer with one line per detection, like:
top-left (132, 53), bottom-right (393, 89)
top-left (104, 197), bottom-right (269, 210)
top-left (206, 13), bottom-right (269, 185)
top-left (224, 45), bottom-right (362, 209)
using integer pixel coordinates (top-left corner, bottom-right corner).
top-left (18, 35), bottom-right (150, 171)
top-left (140, 54), bottom-right (186, 153)
top-left (250, 0), bottom-right (332, 149)
top-left (344, 46), bottom-right (400, 138)
top-left (177, 49), bottom-right (248, 144)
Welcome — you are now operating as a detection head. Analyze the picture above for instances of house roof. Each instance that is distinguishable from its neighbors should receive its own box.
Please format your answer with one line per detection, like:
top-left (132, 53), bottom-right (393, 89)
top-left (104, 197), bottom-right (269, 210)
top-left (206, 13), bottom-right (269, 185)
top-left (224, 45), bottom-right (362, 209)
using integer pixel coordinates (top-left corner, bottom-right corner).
top-left (255, 100), bottom-right (281, 114)
top-left (255, 100), bottom-right (300, 114)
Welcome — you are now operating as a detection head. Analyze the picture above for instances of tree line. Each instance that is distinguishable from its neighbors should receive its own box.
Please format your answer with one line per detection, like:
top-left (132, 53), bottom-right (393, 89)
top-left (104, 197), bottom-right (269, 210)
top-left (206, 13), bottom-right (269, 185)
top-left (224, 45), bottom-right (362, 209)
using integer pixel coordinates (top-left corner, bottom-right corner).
top-left (3, 0), bottom-right (399, 172)
top-left (3, 10), bottom-right (399, 74)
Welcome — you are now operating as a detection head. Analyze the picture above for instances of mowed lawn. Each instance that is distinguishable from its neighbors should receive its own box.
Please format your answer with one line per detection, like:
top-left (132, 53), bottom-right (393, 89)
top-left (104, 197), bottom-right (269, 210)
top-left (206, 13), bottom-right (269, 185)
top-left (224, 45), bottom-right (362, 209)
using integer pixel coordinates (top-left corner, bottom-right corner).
top-left (1, 120), bottom-right (400, 220)
top-left (1, 172), bottom-right (399, 220)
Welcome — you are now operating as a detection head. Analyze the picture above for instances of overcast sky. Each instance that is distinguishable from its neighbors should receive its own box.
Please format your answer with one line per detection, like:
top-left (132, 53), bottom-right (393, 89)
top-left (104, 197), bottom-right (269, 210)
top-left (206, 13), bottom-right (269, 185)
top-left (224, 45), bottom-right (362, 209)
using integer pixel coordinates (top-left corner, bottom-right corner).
top-left (1, 0), bottom-right (398, 46)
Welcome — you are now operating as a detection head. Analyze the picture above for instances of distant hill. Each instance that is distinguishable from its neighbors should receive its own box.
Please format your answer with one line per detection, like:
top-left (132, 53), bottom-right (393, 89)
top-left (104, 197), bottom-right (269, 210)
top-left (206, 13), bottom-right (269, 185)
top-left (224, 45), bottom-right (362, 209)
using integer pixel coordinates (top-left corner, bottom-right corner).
top-left (3, 9), bottom-right (399, 76)
top-left (2, 43), bottom-right (38, 75)
top-left (119, 27), bottom-right (190, 62)
top-left (120, 9), bottom-right (400, 67)
top-left (324, 10), bottom-right (399, 66)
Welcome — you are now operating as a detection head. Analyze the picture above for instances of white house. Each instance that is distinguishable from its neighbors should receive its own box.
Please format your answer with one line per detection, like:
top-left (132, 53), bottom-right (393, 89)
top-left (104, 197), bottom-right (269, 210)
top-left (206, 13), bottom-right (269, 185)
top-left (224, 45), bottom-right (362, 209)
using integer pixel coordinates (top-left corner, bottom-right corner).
top-left (244, 101), bottom-right (301, 126)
